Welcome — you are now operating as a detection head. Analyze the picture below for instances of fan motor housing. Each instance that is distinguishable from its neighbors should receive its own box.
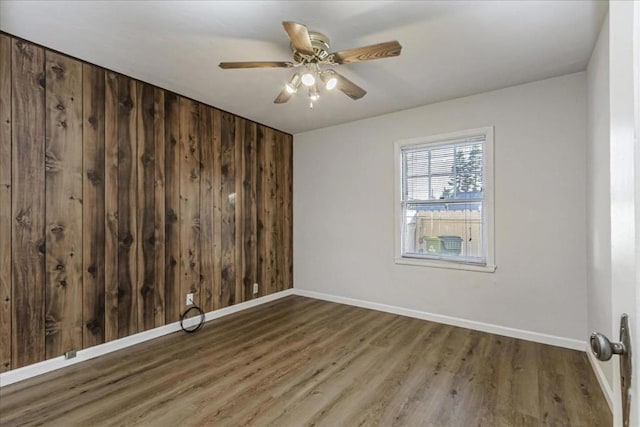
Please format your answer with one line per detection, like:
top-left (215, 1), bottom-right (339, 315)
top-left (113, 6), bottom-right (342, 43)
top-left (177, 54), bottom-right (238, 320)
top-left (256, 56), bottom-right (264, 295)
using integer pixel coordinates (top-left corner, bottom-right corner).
top-left (292, 31), bottom-right (330, 63)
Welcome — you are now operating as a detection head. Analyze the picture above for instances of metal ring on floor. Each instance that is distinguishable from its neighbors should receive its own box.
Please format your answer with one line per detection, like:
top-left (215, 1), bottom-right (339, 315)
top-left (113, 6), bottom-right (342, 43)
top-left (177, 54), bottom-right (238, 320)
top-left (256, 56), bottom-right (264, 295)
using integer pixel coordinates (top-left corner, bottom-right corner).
top-left (180, 305), bottom-right (205, 333)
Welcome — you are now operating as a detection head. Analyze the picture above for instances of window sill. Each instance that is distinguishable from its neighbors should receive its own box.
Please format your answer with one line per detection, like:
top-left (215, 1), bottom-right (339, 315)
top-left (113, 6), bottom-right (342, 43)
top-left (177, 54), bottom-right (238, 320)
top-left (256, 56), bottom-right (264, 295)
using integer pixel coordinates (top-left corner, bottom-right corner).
top-left (394, 257), bottom-right (497, 273)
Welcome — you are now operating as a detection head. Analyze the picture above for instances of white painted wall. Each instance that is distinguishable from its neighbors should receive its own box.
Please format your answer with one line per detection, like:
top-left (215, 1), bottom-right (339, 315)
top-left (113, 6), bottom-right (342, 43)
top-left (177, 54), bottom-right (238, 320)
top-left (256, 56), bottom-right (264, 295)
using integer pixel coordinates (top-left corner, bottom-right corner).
top-left (294, 73), bottom-right (588, 341)
top-left (586, 15), bottom-right (614, 389)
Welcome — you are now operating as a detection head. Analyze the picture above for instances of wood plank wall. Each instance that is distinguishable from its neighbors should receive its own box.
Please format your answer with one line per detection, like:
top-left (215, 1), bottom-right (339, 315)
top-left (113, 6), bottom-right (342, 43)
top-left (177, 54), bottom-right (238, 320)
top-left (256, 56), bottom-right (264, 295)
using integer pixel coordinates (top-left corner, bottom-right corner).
top-left (0, 34), bottom-right (293, 371)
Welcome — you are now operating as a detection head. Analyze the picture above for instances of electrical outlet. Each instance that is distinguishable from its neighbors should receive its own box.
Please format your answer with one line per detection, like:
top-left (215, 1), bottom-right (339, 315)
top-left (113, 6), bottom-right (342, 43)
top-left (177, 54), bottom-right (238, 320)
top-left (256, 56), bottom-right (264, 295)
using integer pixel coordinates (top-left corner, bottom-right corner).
top-left (186, 293), bottom-right (194, 306)
top-left (253, 283), bottom-right (259, 294)
top-left (65, 350), bottom-right (77, 359)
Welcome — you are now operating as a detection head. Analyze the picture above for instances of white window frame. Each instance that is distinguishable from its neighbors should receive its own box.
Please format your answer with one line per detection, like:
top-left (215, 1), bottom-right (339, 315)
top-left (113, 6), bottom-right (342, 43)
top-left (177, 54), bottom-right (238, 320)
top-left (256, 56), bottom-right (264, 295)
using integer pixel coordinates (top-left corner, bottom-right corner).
top-left (394, 126), bottom-right (496, 272)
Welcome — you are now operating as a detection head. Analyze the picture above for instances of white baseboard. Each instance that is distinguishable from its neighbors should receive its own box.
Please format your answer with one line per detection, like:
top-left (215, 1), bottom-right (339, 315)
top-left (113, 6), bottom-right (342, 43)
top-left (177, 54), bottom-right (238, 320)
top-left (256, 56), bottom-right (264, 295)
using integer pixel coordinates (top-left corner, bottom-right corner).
top-left (292, 289), bottom-right (586, 351)
top-left (0, 289), bottom-right (295, 388)
top-left (586, 349), bottom-right (614, 411)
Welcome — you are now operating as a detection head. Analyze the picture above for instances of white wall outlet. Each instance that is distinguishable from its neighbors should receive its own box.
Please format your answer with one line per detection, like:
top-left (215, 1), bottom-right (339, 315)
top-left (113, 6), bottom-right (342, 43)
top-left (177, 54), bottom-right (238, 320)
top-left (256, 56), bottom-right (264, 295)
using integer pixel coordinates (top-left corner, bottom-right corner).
top-left (253, 283), bottom-right (259, 294)
top-left (186, 293), bottom-right (194, 306)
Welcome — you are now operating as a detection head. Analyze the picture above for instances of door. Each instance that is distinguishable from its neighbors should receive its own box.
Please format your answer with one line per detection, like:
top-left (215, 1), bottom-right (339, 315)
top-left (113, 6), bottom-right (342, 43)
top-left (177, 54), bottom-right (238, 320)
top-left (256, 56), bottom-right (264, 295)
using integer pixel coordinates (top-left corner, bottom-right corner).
top-left (607, 1), bottom-right (639, 426)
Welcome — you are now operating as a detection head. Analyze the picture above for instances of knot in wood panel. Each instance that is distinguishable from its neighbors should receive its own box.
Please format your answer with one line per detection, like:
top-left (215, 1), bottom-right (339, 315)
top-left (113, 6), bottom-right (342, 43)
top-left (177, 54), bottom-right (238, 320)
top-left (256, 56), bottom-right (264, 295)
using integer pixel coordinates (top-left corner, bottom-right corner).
top-left (141, 152), bottom-right (153, 166)
top-left (86, 170), bottom-right (102, 186)
top-left (141, 283), bottom-right (154, 297)
top-left (45, 316), bottom-right (59, 336)
top-left (16, 40), bottom-right (30, 56)
top-left (15, 208), bottom-right (33, 229)
top-left (50, 64), bottom-right (65, 78)
top-left (87, 115), bottom-right (98, 129)
top-left (85, 319), bottom-right (101, 335)
top-left (121, 97), bottom-right (134, 110)
top-left (87, 264), bottom-right (97, 278)
top-left (121, 233), bottom-right (134, 247)
top-left (38, 240), bottom-right (46, 255)
top-left (45, 152), bottom-right (61, 172)
top-left (166, 209), bottom-right (178, 223)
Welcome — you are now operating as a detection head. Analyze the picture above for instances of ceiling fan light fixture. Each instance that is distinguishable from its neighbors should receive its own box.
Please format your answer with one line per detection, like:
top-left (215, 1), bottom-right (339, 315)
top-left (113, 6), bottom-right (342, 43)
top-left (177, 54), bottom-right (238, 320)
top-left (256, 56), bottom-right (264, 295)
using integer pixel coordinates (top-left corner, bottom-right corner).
top-left (321, 71), bottom-right (338, 90)
top-left (309, 86), bottom-right (320, 102)
top-left (221, 21), bottom-right (401, 105)
top-left (326, 77), bottom-right (337, 90)
top-left (285, 73), bottom-right (301, 94)
top-left (301, 72), bottom-right (316, 87)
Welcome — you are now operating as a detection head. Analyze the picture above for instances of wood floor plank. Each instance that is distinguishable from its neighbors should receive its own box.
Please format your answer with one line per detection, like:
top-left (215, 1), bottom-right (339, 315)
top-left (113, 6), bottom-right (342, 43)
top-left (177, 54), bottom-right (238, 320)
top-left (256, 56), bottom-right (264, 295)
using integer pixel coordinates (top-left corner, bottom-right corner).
top-left (0, 297), bottom-right (612, 427)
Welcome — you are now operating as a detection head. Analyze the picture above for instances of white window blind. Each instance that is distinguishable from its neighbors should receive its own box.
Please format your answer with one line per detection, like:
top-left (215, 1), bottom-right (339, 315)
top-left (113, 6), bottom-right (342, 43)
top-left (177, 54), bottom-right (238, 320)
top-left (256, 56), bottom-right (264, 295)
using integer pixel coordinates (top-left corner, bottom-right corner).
top-left (400, 134), bottom-right (487, 265)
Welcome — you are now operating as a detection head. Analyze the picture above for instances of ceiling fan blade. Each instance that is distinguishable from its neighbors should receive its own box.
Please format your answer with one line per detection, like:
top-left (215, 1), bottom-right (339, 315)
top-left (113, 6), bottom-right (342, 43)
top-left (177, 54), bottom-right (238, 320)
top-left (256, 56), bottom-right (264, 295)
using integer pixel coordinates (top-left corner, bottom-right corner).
top-left (219, 61), bottom-right (294, 69)
top-left (332, 71), bottom-right (367, 100)
top-left (282, 21), bottom-right (315, 56)
top-left (331, 41), bottom-right (402, 64)
top-left (274, 88), bottom-right (293, 104)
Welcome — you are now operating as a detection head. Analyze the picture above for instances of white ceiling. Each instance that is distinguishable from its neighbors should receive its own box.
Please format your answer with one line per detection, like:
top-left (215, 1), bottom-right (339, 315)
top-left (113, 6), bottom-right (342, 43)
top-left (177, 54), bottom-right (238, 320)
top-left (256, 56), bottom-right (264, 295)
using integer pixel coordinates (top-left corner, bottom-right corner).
top-left (1, 1), bottom-right (606, 134)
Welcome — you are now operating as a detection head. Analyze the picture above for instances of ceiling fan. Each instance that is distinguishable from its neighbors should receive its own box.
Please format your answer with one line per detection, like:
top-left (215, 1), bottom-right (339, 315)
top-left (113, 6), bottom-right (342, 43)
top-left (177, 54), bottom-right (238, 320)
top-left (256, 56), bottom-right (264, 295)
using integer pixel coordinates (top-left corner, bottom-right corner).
top-left (219, 21), bottom-right (402, 107)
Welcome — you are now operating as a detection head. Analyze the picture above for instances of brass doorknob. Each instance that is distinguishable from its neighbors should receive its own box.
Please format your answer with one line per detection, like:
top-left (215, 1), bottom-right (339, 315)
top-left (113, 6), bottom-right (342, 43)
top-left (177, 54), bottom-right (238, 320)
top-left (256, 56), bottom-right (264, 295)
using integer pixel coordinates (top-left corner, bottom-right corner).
top-left (590, 332), bottom-right (626, 361)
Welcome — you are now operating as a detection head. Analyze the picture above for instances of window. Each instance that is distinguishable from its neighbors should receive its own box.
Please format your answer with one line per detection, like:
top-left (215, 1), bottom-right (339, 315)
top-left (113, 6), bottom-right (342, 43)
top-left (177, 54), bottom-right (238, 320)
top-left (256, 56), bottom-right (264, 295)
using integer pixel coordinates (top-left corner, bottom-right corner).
top-left (394, 127), bottom-right (495, 272)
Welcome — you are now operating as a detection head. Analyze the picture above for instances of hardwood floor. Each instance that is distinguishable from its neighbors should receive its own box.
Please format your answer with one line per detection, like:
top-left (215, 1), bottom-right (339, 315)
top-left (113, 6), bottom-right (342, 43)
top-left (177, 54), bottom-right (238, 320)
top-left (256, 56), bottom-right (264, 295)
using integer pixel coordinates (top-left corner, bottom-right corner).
top-left (0, 296), bottom-right (611, 426)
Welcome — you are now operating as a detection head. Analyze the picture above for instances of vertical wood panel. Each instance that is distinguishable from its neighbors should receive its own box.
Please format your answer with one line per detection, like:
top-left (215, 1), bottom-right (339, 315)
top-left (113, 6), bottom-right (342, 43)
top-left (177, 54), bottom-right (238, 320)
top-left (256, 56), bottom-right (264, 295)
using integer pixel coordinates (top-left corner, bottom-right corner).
top-left (44, 51), bottom-right (83, 358)
top-left (283, 134), bottom-right (293, 290)
top-left (274, 131), bottom-right (285, 293)
top-left (234, 118), bottom-right (244, 303)
top-left (220, 111), bottom-right (235, 307)
top-left (104, 72), bottom-right (119, 342)
top-left (163, 92), bottom-right (180, 323)
top-left (212, 109), bottom-right (223, 309)
top-left (11, 39), bottom-right (46, 368)
top-left (254, 125), bottom-right (266, 297)
top-left (256, 125), bottom-right (266, 298)
top-left (199, 105), bottom-right (215, 312)
top-left (239, 119), bottom-right (258, 301)
top-left (137, 83), bottom-right (165, 331)
top-left (0, 34), bottom-right (12, 371)
top-left (262, 127), bottom-right (277, 295)
top-left (152, 88), bottom-right (166, 328)
top-left (179, 97), bottom-right (201, 308)
top-left (82, 63), bottom-right (105, 348)
top-left (116, 76), bottom-right (137, 339)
